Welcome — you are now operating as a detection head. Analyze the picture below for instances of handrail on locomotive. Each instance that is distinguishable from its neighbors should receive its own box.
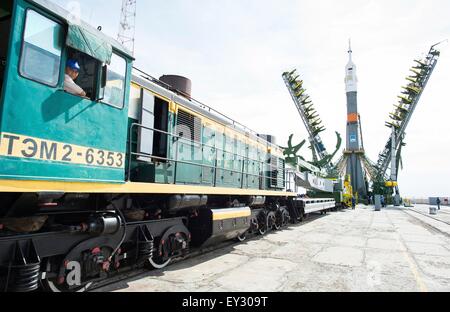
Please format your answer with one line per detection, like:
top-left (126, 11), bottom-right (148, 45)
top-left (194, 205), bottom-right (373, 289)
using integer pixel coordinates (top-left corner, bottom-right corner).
top-left (128, 123), bottom-right (292, 191)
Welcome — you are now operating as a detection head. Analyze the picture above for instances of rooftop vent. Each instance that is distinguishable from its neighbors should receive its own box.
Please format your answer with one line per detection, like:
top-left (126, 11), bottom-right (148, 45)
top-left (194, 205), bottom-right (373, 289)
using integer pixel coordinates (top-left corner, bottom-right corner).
top-left (159, 75), bottom-right (192, 99)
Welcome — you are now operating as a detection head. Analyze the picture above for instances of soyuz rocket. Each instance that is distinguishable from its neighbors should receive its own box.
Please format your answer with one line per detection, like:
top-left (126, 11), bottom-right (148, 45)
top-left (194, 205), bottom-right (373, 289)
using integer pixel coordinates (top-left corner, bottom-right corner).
top-left (344, 41), bottom-right (368, 198)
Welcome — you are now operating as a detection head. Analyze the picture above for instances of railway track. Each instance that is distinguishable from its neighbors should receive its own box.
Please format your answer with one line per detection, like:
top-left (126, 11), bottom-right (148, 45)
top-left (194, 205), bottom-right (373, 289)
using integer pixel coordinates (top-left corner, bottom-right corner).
top-left (406, 208), bottom-right (450, 227)
top-left (90, 239), bottom-right (240, 292)
top-left (91, 213), bottom-right (327, 292)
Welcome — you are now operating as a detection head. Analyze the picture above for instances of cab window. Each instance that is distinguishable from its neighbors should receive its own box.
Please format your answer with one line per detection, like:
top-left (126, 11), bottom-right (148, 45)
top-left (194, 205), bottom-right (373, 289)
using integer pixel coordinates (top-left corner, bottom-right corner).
top-left (102, 53), bottom-right (126, 108)
top-left (66, 47), bottom-right (99, 100)
top-left (19, 10), bottom-right (63, 87)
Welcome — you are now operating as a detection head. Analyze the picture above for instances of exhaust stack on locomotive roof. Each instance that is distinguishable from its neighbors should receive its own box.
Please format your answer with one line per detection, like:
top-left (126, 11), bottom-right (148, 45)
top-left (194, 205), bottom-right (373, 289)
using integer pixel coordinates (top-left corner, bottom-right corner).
top-left (159, 75), bottom-right (192, 99)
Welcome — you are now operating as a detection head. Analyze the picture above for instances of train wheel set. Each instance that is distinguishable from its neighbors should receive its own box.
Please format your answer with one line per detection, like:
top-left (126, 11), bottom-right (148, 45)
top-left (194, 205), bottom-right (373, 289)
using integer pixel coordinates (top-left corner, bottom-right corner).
top-left (0, 194), bottom-right (336, 292)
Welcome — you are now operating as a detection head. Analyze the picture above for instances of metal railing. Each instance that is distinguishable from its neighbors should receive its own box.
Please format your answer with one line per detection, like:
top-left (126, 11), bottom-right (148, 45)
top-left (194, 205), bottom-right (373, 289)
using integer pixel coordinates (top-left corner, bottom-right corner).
top-left (132, 67), bottom-right (271, 143)
top-left (127, 123), bottom-right (291, 191)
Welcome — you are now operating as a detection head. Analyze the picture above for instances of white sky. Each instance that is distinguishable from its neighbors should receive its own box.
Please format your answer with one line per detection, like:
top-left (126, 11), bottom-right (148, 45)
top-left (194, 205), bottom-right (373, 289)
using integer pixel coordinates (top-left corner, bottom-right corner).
top-left (51, 0), bottom-right (450, 197)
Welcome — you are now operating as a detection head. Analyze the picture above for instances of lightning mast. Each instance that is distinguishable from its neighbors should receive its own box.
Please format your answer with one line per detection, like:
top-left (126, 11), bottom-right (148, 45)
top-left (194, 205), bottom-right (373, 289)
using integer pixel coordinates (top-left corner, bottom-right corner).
top-left (118, 0), bottom-right (137, 55)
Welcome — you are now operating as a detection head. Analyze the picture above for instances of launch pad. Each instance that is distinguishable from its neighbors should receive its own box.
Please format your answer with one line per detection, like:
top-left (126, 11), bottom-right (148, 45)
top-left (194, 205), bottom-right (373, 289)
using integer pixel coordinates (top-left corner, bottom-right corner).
top-left (282, 41), bottom-right (443, 205)
top-left (101, 203), bottom-right (450, 292)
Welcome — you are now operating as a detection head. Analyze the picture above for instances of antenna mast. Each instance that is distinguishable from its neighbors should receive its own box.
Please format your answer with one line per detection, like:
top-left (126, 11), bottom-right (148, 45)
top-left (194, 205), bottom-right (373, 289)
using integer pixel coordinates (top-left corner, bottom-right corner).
top-left (118, 0), bottom-right (137, 55)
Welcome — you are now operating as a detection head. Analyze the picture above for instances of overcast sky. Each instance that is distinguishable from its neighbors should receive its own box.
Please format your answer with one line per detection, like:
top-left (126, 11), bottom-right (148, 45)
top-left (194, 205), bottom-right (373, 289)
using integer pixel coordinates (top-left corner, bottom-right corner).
top-left (51, 0), bottom-right (449, 198)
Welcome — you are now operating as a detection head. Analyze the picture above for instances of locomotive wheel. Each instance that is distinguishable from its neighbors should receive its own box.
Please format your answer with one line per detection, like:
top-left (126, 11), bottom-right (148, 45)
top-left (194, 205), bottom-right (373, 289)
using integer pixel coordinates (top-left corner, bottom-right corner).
top-left (237, 233), bottom-right (247, 242)
top-left (257, 211), bottom-right (267, 235)
top-left (267, 212), bottom-right (276, 231)
top-left (274, 210), bottom-right (284, 231)
top-left (40, 259), bottom-right (93, 293)
top-left (149, 257), bottom-right (172, 270)
top-left (274, 216), bottom-right (282, 230)
top-left (149, 239), bottom-right (172, 270)
top-left (283, 210), bottom-right (291, 227)
top-left (282, 210), bottom-right (290, 227)
top-left (258, 226), bottom-right (267, 236)
top-left (42, 279), bottom-right (93, 293)
top-left (149, 225), bottom-right (189, 270)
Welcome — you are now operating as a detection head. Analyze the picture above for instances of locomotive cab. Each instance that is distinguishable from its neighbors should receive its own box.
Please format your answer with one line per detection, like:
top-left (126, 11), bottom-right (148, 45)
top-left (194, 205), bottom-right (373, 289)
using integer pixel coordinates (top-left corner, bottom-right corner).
top-left (0, 0), bottom-right (134, 184)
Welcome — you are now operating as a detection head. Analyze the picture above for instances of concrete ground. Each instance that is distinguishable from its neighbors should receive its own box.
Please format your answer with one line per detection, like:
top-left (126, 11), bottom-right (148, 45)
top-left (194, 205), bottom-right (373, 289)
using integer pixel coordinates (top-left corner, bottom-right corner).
top-left (98, 204), bottom-right (450, 292)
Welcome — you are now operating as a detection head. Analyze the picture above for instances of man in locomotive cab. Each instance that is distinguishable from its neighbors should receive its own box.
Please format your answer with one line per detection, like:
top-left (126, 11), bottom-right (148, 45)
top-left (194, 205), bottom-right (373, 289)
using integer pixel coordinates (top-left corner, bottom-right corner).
top-left (64, 59), bottom-right (87, 97)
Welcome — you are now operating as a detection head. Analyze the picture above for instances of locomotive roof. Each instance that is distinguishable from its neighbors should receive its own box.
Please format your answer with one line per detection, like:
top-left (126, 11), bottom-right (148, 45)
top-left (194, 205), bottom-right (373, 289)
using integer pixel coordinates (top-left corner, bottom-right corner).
top-left (25, 0), bottom-right (134, 60)
top-left (132, 70), bottom-right (283, 151)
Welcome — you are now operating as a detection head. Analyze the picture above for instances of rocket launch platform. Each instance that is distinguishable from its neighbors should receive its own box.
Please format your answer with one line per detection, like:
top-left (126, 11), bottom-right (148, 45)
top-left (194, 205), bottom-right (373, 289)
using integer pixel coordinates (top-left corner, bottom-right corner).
top-left (282, 40), bottom-right (442, 204)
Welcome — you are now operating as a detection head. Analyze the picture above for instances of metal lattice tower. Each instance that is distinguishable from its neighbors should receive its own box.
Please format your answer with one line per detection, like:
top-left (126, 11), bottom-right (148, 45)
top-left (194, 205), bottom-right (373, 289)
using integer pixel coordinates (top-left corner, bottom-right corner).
top-left (376, 42), bottom-right (443, 180)
top-left (118, 0), bottom-right (137, 55)
top-left (282, 70), bottom-right (330, 167)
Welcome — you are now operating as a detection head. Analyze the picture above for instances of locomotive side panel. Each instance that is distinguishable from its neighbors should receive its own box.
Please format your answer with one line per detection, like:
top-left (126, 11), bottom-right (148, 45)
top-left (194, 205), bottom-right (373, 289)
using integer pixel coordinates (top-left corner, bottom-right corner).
top-left (128, 78), bottom-right (286, 192)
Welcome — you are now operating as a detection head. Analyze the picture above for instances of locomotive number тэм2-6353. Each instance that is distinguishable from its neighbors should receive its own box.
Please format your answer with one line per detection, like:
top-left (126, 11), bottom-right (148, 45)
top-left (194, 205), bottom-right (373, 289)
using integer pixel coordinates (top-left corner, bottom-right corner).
top-left (0, 133), bottom-right (125, 169)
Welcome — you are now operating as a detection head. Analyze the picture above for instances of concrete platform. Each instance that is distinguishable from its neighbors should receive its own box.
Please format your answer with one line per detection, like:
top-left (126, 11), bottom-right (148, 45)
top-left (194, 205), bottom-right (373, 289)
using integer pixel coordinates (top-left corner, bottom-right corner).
top-left (97, 205), bottom-right (450, 292)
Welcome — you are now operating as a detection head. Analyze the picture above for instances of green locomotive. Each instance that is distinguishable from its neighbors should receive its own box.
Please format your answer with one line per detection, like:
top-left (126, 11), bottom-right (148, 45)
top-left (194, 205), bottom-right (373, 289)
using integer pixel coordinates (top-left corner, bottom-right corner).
top-left (0, 0), bottom-right (303, 292)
